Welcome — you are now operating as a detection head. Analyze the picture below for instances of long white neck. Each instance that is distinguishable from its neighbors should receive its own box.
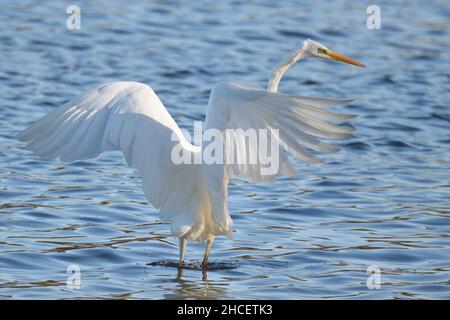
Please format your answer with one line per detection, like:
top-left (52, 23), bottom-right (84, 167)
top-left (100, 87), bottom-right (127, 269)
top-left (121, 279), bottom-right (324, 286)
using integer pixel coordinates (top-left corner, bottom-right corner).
top-left (267, 49), bottom-right (306, 93)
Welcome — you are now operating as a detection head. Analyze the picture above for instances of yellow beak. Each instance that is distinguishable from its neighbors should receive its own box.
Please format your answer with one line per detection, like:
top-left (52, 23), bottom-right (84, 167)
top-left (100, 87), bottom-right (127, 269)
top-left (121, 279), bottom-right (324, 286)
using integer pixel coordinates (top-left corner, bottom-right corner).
top-left (327, 50), bottom-right (365, 67)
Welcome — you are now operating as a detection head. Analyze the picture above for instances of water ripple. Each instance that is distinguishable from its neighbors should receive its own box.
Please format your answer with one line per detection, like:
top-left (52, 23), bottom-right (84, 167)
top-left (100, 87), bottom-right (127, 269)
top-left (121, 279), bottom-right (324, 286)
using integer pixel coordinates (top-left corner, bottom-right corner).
top-left (0, 0), bottom-right (449, 299)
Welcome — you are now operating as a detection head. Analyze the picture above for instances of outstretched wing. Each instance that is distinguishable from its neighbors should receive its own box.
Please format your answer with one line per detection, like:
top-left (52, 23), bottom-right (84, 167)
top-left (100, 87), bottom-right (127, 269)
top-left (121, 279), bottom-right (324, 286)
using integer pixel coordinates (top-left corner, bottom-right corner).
top-left (18, 81), bottom-right (200, 220)
top-left (203, 81), bottom-right (355, 229)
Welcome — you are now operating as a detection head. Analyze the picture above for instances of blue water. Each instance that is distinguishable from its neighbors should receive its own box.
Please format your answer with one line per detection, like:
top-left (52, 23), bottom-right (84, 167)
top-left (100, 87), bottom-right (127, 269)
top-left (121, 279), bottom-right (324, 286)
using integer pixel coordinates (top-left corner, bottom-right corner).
top-left (0, 0), bottom-right (449, 299)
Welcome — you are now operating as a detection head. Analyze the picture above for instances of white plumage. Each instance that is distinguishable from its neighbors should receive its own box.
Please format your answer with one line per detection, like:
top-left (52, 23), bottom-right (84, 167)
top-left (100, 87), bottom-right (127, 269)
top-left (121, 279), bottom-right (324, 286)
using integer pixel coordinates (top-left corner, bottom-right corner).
top-left (18, 39), bottom-right (364, 266)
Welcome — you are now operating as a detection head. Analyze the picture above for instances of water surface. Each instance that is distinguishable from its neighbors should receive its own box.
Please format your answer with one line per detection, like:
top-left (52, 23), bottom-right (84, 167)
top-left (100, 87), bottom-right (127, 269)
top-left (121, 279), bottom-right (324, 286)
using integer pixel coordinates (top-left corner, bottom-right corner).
top-left (0, 0), bottom-right (449, 299)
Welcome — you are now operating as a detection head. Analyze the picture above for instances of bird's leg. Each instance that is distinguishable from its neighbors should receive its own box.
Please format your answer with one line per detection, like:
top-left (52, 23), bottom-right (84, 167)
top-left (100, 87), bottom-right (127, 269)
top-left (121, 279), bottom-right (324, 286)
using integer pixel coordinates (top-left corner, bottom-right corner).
top-left (179, 238), bottom-right (187, 267)
top-left (202, 236), bottom-right (215, 267)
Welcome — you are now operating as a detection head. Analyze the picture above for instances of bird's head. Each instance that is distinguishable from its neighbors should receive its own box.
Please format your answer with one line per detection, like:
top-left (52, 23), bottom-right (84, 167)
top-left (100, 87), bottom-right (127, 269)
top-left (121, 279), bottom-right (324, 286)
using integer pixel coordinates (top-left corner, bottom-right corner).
top-left (301, 39), bottom-right (365, 67)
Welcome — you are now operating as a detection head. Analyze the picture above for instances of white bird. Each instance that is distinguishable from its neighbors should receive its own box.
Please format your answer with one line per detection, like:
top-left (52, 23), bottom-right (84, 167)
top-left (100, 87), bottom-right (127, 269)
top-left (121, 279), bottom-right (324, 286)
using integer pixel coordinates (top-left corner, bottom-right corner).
top-left (18, 39), bottom-right (364, 267)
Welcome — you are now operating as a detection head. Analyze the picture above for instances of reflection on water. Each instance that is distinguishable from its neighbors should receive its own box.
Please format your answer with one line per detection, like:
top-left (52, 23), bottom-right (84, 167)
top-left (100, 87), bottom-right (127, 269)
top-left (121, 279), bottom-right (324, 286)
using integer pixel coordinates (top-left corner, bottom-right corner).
top-left (1, 0), bottom-right (450, 299)
top-left (167, 267), bottom-right (230, 300)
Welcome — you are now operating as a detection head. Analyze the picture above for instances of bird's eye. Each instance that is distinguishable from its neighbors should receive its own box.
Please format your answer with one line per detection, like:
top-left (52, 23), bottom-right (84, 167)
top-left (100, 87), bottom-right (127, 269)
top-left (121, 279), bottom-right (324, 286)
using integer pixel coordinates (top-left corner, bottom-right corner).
top-left (317, 48), bottom-right (327, 54)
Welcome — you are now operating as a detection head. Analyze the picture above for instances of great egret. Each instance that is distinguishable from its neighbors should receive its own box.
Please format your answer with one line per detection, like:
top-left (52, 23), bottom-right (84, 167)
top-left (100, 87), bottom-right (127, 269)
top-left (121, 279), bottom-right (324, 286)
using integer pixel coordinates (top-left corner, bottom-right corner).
top-left (18, 39), bottom-right (364, 267)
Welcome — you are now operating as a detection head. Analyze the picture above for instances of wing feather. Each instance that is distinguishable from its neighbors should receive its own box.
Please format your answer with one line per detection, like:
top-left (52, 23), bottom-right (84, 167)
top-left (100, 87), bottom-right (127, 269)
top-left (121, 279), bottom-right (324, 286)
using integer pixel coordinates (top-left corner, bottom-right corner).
top-left (18, 81), bottom-right (200, 221)
top-left (203, 81), bottom-right (355, 228)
